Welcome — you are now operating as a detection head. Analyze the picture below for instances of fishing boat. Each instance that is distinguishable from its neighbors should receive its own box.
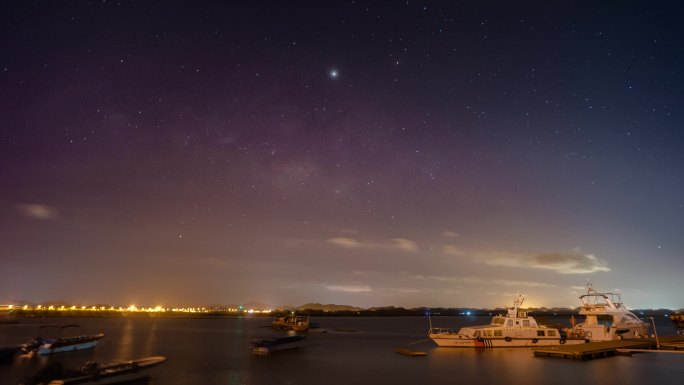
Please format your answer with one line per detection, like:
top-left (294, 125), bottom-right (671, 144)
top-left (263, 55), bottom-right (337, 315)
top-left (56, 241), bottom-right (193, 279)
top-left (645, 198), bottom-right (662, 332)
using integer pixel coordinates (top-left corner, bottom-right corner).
top-left (428, 294), bottom-right (587, 347)
top-left (565, 283), bottom-right (648, 341)
top-left (271, 315), bottom-right (309, 332)
top-left (19, 355), bottom-right (166, 385)
top-left (251, 335), bottom-right (306, 354)
top-left (22, 333), bottom-right (105, 355)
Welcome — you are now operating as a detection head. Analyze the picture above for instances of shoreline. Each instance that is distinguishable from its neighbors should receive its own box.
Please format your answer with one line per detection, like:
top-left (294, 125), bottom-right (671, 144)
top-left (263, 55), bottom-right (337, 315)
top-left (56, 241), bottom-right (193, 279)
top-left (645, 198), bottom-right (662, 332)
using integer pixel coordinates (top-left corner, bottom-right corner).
top-left (2, 308), bottom-right (679, 319)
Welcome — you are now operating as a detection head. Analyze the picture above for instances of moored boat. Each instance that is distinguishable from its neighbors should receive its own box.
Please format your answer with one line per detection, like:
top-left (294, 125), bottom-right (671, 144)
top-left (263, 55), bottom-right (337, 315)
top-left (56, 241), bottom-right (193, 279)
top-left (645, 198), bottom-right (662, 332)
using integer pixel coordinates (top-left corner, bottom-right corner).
top-left (566, 283), bottom-right (648, 341)
top-left (669, 314), bottom-right (684, 328)
top-left (394, 347), bottom-right (427, 356)
top-left (251, 335), bottom-right (306, 354)
top-left (271, 315), bottom-right (309, 332)
top-left (19, 355), bottom-right (166, 385)
top-left (428, 294), bottom-right (587, 348)
top-left (22, 333), bottom-right (105, 355)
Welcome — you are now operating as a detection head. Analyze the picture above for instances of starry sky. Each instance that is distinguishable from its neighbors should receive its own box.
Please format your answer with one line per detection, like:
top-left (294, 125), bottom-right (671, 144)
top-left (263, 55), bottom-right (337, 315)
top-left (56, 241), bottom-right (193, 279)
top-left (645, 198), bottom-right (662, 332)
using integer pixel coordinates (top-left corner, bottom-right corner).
top-left (2, 1), bottom-right (683, 309)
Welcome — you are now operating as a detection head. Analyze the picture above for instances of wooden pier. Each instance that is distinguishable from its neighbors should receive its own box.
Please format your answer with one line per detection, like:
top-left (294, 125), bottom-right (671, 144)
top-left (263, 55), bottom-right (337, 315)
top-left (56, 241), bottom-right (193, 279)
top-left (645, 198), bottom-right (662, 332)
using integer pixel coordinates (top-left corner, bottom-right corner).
top-left (533, 336), bottom-right (684, 360)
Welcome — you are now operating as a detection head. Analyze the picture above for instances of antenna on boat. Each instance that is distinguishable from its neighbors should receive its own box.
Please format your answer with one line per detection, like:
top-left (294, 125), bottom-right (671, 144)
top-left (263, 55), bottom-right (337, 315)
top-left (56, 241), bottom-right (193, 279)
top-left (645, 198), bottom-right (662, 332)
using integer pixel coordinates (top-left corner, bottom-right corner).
top-left (650, 317), bottom-right (660, 349)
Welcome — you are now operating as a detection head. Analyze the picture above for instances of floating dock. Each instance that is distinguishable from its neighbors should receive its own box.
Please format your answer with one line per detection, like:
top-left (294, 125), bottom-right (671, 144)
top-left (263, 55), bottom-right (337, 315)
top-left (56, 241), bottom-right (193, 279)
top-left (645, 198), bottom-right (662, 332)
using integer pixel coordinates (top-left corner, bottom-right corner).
top-left (533, 336), bottom-right (684, 360)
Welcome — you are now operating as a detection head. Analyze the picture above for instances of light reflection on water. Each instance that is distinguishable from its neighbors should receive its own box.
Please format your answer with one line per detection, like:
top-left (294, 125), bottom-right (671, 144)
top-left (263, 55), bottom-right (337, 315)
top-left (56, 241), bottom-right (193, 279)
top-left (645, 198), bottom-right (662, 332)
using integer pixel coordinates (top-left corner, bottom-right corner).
top-left (1, 316), bottom-right (682, 385)
top-left (116, 318), bottom-right (134, 359)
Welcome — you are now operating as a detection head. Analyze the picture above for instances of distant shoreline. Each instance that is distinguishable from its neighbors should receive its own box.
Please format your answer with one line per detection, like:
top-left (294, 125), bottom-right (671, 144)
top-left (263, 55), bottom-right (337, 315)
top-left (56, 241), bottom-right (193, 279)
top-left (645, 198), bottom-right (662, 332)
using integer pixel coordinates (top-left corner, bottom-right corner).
top-left (1, 308), bottom-right (678, 319)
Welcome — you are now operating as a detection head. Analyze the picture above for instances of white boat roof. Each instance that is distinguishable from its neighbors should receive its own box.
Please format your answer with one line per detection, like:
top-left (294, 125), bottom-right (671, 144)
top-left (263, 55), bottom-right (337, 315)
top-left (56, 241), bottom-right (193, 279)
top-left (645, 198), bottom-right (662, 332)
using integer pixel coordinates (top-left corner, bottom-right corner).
top-left (577, 284), bottom-right (637, 315)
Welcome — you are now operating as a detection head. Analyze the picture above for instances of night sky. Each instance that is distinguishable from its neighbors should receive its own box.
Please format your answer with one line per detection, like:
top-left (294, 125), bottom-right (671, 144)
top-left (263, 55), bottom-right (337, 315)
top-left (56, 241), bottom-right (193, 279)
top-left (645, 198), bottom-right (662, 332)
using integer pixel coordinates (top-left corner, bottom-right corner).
top-left (2, 1), bottom-right (683, 309)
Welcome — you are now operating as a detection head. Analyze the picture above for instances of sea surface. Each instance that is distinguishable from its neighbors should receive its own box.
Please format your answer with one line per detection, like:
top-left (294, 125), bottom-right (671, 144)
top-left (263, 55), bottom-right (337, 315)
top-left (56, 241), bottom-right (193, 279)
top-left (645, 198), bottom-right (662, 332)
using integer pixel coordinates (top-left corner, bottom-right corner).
top-left (1, 316), bottom-right (682, 385)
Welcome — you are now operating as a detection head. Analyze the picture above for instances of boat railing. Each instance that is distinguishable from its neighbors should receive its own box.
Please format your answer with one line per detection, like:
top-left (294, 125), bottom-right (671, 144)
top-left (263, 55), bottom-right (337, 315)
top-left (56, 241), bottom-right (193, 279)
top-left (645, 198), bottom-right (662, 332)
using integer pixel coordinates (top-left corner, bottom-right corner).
top-left (428, 327), bottom-right (454, 334)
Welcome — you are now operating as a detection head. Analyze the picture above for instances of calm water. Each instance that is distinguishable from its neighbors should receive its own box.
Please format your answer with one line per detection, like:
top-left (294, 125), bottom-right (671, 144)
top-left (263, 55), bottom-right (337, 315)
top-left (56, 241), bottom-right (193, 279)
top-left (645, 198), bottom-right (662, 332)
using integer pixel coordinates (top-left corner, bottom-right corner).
top-left (1, 316), bottom-right (682, 385)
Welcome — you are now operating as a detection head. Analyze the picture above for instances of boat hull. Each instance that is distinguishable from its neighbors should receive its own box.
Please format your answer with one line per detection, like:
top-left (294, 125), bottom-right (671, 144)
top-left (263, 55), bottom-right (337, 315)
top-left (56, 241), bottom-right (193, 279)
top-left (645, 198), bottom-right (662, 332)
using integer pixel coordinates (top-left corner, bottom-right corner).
top-left (49, 371), bottom-right (148, 385)
top-left (429, 334), bottom-right (587, 348)
top-left (37, 333), bottom-right (105, 355)
top-left (47, 356), bottom-right (167, 385)
top-left (251, 336), bottom-right (305, 354)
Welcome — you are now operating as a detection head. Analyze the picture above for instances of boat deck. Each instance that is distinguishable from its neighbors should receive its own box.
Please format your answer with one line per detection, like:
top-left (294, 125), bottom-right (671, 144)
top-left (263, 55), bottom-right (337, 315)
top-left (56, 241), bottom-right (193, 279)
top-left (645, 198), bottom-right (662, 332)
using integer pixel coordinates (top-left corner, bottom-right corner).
top-left (533, 336), bottom-right (684, 360)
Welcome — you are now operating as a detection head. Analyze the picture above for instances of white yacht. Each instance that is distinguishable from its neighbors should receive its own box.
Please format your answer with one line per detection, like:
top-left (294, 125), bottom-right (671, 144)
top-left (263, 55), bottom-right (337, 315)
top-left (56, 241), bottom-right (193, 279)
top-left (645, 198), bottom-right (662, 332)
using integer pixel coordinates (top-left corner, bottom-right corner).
top-left (566, 284), bottom-right (648, 341)
top-left (428, 295), bottom-right (586, 348)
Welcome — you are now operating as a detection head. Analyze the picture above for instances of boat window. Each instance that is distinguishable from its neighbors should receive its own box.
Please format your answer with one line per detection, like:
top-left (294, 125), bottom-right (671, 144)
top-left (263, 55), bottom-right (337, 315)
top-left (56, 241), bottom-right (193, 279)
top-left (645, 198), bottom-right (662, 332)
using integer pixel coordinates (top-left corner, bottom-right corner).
top-left (494, 330), bottom-right (503, 337)
top-left (537, 330), bottom-right (545, 337)
top-left (522, 320), bottom-right (530, 327)
top-left (548, 330), bottom-right (556, 337)
top-left (597, 315), bottom-right (613, 327)
top-left (474, 331), bottom-right (480, 337)
top-left (484, 330), bottom-right (492, 337)
top-left (492, 317), bottom-right (505, 325)
top-left (506, 320), bottom-right (513, 327)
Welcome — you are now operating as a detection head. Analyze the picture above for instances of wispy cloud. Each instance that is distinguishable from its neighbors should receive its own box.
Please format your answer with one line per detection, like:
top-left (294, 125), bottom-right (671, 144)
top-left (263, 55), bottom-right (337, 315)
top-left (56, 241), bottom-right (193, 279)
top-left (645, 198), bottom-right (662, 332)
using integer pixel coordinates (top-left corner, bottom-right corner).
top-left (392, 238), bottom-right (419, 252)
top-left (326, 237), bottom-right (418, 252)
top-left (327, 237), bottom-right (363, 249)
top-left (325, 285), bottom-right (372, 292)
top-left (442, 231), bottom-right (460, 238)
top-left (411, 274), bottom-right (555, 288)
top-left (443, 246), bottom-right (610, 274)
top-left (17, 203), bottom-right (59, 220)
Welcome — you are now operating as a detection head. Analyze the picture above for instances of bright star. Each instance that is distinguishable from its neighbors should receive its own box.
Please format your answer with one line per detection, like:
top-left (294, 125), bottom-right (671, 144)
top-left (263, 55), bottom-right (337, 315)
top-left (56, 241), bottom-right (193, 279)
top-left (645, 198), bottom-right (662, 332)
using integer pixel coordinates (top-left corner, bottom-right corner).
top-left (330, 69), bottom-right (338, 78)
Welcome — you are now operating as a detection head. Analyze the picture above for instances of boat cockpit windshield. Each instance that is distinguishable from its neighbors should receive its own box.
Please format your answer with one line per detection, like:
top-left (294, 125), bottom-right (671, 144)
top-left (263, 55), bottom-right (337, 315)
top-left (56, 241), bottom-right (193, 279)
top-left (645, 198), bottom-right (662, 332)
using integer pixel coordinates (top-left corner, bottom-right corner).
top-left (580, 292), bottom-right (623, 308)
top-left (491, 317), bottom-right (505, 325)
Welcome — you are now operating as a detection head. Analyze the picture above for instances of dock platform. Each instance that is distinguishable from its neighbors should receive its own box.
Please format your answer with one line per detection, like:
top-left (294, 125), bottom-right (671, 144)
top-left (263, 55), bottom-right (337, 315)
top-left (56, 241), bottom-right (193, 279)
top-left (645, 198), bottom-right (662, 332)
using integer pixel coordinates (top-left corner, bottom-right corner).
top-left (533, 336), bottom-right (684, 360)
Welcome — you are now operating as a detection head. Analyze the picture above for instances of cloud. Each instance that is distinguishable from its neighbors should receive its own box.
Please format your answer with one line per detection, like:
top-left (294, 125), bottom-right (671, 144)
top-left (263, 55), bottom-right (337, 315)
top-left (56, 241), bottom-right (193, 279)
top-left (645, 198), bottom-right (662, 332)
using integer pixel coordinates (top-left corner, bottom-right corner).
top-left (17, 204), bottom-right (59, 220)
top-left (411, 274), bottom-right (554, 288)
top-left (325, 285), bottom-right (372, 293)
top-left (325, 237), bottom-right (418, 252)
top-left (442, 231), bottom-right (460, 238)
top-left (530, 252), bottom-right (610, 274)
top-left (443, 246), bottom-right (610, 274)
top-left (327, 237), bottom-right (363, 249)
top-left (391, 238), bottom-right (419, 252)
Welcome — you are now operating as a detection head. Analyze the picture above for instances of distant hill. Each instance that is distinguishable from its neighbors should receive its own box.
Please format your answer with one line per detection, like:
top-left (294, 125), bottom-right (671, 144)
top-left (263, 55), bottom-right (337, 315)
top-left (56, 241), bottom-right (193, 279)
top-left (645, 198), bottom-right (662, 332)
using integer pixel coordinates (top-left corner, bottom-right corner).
top-left (206, 301), bottom-right (273, 310)
top-left (296, 303), bottom-right (363, 312)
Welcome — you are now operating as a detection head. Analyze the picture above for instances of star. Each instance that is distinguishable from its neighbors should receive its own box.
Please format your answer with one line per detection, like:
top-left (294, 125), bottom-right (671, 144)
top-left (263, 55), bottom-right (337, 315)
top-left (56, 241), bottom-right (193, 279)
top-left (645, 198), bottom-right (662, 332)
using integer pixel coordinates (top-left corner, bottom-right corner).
top-left (329, 69), bottom-right (338, 79)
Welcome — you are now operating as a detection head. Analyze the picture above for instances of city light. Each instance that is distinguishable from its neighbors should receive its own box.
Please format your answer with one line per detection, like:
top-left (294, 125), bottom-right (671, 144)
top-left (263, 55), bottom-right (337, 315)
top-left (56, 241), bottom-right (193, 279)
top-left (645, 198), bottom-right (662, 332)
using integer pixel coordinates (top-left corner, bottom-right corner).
top-left (0, 303), bottom-right (273, 315)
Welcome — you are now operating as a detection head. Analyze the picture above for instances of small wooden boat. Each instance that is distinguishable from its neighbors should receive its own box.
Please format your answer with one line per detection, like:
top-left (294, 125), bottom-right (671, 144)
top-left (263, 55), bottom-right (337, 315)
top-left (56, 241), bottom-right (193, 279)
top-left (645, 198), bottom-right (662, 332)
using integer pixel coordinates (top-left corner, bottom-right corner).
top-left (19, 356), bottom-right (167, 385)
top-left (251, 335), bottom-right (305, 354)
top-left (393, 347), bottom-right (427, 356)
